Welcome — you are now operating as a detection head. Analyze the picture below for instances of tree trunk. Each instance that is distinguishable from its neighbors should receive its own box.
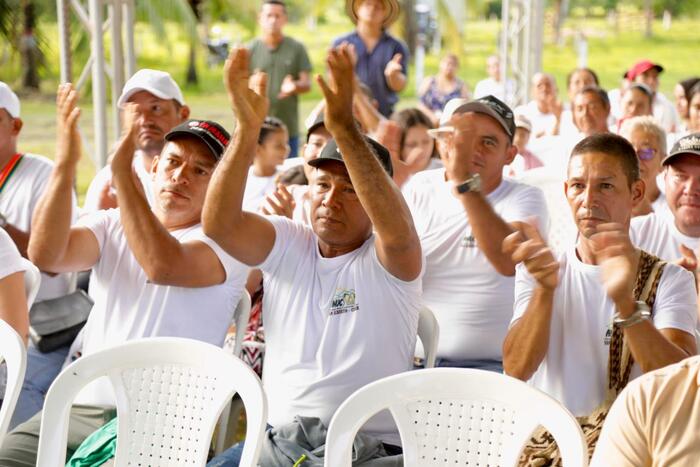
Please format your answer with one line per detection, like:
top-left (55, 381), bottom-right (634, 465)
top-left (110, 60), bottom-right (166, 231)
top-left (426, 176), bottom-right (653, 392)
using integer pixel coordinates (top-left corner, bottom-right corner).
top-left (186, 0), bottom-right (202, 85)
top-left (644, 0), bottom-right (653, 38)
top-left (20, 0), bottom-right (40, 90)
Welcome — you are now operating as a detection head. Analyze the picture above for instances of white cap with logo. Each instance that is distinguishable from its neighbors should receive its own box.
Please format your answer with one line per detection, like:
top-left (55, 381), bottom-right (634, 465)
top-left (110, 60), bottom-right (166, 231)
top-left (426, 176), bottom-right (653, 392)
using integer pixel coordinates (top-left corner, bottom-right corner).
top-left (117, 69), bottom-right (185, 108)
top-left (0, 82), bottom-right (20, 118)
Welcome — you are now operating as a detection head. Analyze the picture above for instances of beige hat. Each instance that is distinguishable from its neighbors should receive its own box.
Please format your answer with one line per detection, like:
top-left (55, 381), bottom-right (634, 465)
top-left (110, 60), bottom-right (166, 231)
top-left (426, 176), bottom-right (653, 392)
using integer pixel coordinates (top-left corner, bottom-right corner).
top-left (346, 0), bottom-right (401, 28)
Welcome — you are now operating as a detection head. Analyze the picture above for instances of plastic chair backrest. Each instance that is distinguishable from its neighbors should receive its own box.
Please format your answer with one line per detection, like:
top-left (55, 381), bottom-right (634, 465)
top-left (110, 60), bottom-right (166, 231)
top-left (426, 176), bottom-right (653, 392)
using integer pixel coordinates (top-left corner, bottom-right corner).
top-left (37, 337), bottom-right (267, 467)
top-left (0, 319), bottom-right (27, 446)
top-left (22, 261), bottom-right (41, 308)
top-left (230, 291), bottom-right (252, 359)
top-left (417, 306), bottom-right (439, 369)
top-left (214, 291), bottom-right (253, 454)
top-left (324, 368), bottom-right (588, 467)
top-left (518, 167), bottom-right (578, 254)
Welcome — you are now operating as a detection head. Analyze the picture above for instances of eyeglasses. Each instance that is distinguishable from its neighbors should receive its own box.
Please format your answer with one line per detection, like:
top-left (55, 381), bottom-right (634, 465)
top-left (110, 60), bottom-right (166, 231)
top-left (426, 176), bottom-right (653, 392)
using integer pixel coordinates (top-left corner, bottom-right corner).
top-left (636, 147), bottom-right (657, 161)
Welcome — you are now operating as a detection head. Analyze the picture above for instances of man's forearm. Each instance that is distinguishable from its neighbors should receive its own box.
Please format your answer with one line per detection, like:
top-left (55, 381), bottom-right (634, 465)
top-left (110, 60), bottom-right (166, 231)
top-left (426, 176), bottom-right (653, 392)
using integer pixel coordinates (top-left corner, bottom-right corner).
top-left (503, 286), bottom-right (555, 380)
top-left (386, 72), bottom-right (407, 92)
top-left (28, 165), bottom-right (76, 270)
top-left (111, 167), bottom-right (187, 282)
top-left (2, 224), bottom-right (29, 257)
top-left (203, 129), bottom-right (257, 240)
top-left (616, 298), bottom-right (694, 372)
top-left (333, 125), bottom-right (415, 246)
top-left (458, 192), bottom-right (516, 275)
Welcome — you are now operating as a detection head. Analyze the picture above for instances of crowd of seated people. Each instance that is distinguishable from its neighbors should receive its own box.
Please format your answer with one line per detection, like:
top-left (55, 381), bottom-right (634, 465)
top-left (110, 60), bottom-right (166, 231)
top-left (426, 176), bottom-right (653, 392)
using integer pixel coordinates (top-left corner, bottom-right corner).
top-left (0, 0), bottom-right (699, 465)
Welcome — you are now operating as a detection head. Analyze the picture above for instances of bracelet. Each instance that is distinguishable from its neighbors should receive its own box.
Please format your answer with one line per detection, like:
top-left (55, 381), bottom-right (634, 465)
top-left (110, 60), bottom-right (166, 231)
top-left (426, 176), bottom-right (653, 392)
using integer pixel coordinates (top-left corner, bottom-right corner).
top-left (613, 301), bottom-right (651, 328)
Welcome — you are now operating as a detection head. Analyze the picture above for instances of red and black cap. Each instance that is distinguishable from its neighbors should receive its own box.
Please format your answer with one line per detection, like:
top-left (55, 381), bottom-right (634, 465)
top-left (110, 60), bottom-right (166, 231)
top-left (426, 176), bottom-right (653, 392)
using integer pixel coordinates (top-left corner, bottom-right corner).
top-left (165, 119), bottom-right (230, 160)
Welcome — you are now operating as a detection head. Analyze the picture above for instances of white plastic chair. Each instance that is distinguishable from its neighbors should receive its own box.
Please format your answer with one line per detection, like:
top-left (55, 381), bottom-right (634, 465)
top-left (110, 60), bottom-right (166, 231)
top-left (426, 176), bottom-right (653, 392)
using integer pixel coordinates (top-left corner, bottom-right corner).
top-left (215, 291), bottom-right (252, 455)
top-left (22, 260), bottom-right (41, 308)
top-left (417, 306), bottom-right (439, 369)
top-left (324, 368), bottom-right (588, 467)
top-left (37, 337), bottom-right (267, 467)
top-left (0, 319), bottom-right (27, 445)
top-left (519, 167), bottom-right (578, 254)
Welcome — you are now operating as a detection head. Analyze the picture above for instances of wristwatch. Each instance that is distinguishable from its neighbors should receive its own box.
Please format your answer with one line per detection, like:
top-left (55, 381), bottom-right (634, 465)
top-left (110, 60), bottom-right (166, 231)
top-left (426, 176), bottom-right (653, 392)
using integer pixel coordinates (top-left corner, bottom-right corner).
top-left (454, 174), bottom-right (481, 194)
top-left (0, 212), bottom-right (7, 229)
top-left (613, 301), bottom-right (651, 328)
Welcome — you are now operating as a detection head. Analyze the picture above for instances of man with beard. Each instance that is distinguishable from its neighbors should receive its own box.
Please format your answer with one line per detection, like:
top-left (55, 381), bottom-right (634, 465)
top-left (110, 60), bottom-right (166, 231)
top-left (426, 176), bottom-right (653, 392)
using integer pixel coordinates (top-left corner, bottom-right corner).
top-left (83, 69), bottom-right (190, 211)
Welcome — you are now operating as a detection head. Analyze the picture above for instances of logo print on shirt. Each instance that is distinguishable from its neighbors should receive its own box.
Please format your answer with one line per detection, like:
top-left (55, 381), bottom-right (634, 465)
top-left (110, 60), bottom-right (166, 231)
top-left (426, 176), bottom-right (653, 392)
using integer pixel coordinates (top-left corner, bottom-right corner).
top-left (330, 288), bottom-right (359, 316)
top-left (461, 235), bottom-right (477, 248)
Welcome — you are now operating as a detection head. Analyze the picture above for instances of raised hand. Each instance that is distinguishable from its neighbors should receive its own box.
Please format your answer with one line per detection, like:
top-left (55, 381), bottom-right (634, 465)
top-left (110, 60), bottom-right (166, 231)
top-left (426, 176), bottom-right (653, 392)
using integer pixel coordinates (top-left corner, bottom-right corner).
top-left (260, 183), bottom-right (296, 219)
top-left (590, 223), bottom-right (639, 307)
top-left (55, 83), bottom-right (81, 167)
top-left (503, 221), bottom-right (559, 290)
top-left (444, 112), bottom-right (478, 183)
top-left (277, 75), bottom-right (296, 99)
top-left (316, 45), bottom-right (356, 135)
top-left (384, 53), bottom-right (403, 79)
top-left (677, 244), bottom-right (698, 272)
top-left (223, 47), bottom-right (269, 129)
top-left (112, 103), bottom-right (139, 174)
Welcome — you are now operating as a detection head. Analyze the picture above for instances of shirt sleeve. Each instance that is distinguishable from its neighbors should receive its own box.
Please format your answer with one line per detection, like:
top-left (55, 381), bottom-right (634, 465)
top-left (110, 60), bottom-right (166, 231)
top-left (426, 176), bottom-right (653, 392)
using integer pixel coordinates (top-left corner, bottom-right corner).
top-left (397, 40), bottom-right (410, 74)
top-left (501, 184), bottom-right (549, 234)
top-left (589, 377), bottom-right (652, 467)
top-left (187, 229), bottom-right (250, 285)
top-left (257, 215), bottom-right (311, 273)
top-left (0, 230), bottom-right (29, 279)
top-left (76, 208), bottom-right (116, 253)
top-left (651, 264), bottom-right (698, 335)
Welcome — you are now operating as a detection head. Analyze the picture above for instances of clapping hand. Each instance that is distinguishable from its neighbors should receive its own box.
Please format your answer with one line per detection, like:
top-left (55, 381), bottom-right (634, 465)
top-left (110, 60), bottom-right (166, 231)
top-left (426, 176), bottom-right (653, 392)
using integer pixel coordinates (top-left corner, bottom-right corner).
top-left (503, 221), bottom-right (559, 290)
top-left (316, 45), bottom-right (356, 135)
top-left (224, 47), bottom-right (269, 130)
top-left (590, 223), bottom-right (639, 309)
top-left (55, 83), bottom-right (81, 167)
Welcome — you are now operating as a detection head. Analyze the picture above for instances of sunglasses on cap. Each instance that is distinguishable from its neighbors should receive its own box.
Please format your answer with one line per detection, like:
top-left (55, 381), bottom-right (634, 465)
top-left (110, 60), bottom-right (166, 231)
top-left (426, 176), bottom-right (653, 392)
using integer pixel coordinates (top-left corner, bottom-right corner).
top-left (636, 147), bottom-right (657, 161)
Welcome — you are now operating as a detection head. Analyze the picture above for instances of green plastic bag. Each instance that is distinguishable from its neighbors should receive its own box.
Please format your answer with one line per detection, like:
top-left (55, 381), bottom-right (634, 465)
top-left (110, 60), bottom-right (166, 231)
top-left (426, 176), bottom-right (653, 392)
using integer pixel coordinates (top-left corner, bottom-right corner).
top-left (66, 417), bottom-right (117, 467)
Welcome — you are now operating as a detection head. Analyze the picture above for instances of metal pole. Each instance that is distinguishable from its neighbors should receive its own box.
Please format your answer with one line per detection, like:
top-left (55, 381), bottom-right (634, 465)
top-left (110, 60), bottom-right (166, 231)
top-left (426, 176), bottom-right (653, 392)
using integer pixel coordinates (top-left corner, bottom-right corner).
top-left (123, 0), bottom-right (136, 78)
top-left (110, 0), bottom-right (125, 137)
top-left (57, 0), bottom-right (71, 83)
top-left (500, 0), bottom-right (510, 103)
top-left (89, 0), bottom-right (109, 169)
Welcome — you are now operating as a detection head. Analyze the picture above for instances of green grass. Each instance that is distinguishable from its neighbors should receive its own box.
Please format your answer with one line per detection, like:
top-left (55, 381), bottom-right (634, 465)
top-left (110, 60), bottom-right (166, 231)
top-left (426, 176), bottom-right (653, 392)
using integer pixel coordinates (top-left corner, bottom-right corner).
top-left (3, 15), bottom-right (699, 200)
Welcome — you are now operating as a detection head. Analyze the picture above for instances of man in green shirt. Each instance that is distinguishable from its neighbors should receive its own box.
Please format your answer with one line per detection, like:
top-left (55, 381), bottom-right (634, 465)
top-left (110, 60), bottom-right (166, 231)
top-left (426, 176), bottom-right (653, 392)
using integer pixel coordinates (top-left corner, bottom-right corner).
top-left (248, 0), bottom-right (312, 158)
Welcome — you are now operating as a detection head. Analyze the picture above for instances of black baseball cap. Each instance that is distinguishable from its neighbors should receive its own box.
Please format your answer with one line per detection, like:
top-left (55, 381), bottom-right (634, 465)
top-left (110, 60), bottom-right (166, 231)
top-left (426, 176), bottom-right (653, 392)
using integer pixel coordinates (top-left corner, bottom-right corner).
top-left (306, 113), bottom-right (326, 142)
top-left (165, 119), bottom-right (230, 161)
top-left (308, 137), bottom-right (393, 177)
top-left (439, 95), bottom-right (516, 141)
top-left (663, 133), bottom-right (700, 165)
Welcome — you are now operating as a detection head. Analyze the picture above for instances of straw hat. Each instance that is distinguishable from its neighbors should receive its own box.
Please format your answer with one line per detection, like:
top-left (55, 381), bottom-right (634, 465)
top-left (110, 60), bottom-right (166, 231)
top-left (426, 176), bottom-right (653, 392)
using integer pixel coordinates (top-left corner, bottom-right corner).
top-left (346, 0), bottom-right (401, 28)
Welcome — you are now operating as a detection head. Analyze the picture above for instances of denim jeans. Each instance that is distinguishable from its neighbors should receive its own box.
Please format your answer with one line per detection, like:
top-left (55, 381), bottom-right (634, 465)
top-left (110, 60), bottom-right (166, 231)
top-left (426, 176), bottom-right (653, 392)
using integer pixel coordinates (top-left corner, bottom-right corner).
top-left (208, 425), bottom-right (272, 467)
top-left (10, 342), bottom-right (71, 429)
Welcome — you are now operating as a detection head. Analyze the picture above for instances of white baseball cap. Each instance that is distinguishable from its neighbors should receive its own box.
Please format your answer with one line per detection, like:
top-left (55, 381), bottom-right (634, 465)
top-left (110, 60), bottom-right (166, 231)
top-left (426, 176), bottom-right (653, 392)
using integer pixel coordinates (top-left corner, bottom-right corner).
top-left (0, 82), bottom-right (20, 118)
top-left (117, 69), bottom-right (185, 108)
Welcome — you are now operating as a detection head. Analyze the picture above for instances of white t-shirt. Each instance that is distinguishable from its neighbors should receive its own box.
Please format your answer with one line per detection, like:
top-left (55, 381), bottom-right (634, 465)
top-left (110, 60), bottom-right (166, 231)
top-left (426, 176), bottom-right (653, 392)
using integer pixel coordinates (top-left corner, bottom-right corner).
top-left (653, 92), bottom-right (681, 134)
top-left (83, 153), bottom-right (155, 212)
top-left (73, 208), bottom-right (249, 405)
top-left (515, 101), bottom-right (557, 138)
top-left (258, 216), bottom-right (422, 445)
top-left (288, 184), bottom-right (311, 226)
top-left (243, 168), bottom-right (279, 213)
top-left (630, 212), bottom-right (698, 261)
top-left (0, 228), bottom-right (30, 282)
top-left (473, 77), bottom-right (515, 106)
top-left (0, 153), bottom-right (76, 300)
top-left (511, 247), bottom-right (698, 416)
top-left (403, 169), bottom-right (548, 361)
